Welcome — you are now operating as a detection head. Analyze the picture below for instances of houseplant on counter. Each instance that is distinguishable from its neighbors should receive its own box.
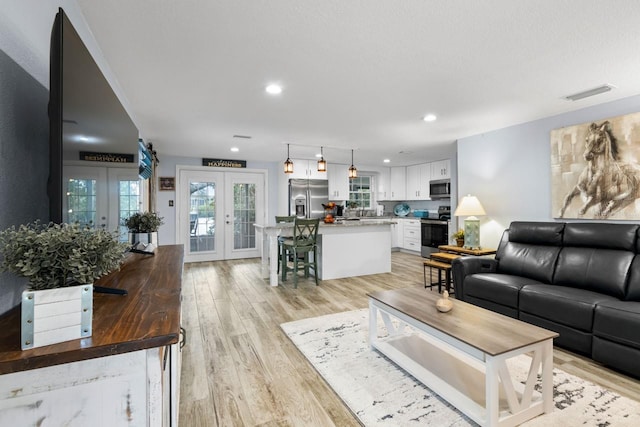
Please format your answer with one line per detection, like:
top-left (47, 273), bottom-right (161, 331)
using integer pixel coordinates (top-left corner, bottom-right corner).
top-left (123, 211), bottom-right (164, 246)
top-left (452, 229), bottom-right (465, 247)
top-left (0, 222), bottom-right (128, 349)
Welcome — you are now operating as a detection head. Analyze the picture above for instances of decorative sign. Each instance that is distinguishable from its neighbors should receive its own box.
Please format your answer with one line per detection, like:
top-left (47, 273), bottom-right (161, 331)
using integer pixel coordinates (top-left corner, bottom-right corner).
top-left (202, 158), bottom-right (247, 168)
top-left (80, 151), bottom-right (134, 163)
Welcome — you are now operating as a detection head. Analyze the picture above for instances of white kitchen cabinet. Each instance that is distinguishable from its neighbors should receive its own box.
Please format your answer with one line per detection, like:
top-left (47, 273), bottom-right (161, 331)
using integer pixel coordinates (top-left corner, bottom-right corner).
top-left (391, 218), bottom-right (403, 248)
top-left (406, 163), bottom-right (431, 200)
top-left (431, 159), bottom-right (451, 180)
top-left (286, 159), bottom-right (327, 180)
top-left (388, 167), bottom-right (406, 200)
top-left (402, 218), bottom-right (421, 251)
top-left (327, 163), bottom-right (350, 200)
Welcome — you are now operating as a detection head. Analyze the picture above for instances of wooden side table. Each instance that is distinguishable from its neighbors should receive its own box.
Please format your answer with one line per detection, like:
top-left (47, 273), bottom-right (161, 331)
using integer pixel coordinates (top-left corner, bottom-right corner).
top-left (438, 245), bottom-right (496, 257)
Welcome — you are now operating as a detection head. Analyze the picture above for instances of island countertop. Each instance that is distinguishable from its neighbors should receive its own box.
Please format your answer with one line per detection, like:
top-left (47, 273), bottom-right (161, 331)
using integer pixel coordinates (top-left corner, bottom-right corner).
top-left (254, 220), bottom-right (394, 285)
top-left (0, 245), bottom-right (184, 375)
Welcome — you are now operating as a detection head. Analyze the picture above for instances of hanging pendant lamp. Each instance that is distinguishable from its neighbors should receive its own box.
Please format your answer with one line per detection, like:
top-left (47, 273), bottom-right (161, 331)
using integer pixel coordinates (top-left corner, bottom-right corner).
top-left (284, 143), bottom-right (294, 174)
top-left (348, 149), bottom-right (357, 179)
top-left (317, 146), bottom-right (327, 172)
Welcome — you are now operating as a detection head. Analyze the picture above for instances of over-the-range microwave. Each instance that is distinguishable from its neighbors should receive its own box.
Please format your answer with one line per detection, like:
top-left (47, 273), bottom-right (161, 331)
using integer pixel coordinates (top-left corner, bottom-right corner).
top-left (429, 179), bottom-right (451, 199)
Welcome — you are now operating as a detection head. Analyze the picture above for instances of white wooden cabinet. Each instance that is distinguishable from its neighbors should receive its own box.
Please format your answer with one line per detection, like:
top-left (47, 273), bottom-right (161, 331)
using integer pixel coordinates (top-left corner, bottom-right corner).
top-left (391, 219), bottom-right (403, 248)
top-left (388, 167), bottom-right (407, 200)
top-left (327, 163), bottom-right (350, 200)
top-left (402, 218), bottom-right (421, 252)
top-left (287, 159), bottom-right (327, 180)
top-left (406, 163), bottom-right (431, 200)
top-left (0, 346), bottom-right (180, 426)
top-left (431, 159), bottom-right (451, 180)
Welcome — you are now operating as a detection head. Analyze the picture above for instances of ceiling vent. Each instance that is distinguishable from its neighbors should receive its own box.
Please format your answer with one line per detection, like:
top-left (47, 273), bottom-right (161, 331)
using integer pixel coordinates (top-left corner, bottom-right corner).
top-left (565, 84), bottom-right (615, 101)
top-left (233, 135), bottom-right (252, 139)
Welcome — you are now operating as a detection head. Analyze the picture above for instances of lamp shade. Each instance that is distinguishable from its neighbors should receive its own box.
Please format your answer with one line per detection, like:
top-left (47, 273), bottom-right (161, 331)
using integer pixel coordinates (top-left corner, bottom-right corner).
top-left (454, 195), bottom-right (486, 217)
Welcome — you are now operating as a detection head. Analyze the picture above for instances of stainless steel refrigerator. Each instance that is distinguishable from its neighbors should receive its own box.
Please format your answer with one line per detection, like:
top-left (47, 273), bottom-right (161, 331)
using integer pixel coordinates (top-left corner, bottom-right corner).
top-left (289, 179), bottom-right (329, 219)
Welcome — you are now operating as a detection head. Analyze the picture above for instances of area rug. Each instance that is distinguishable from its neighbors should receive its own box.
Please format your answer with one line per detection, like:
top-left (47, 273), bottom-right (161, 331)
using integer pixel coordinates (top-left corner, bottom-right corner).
top-left (281, 309), bottom-right (640, 426)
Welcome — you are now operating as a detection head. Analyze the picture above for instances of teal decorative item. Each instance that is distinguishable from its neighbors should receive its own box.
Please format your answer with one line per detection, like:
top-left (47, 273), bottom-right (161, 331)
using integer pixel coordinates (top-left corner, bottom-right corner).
top-left (393, 203), bottom-right (410, 217)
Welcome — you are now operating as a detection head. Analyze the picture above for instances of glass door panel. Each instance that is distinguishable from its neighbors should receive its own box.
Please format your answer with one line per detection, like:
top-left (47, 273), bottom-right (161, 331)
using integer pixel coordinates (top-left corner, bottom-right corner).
top-left (108, 168), bottom-right (141, 241)
top-left (63, 165), bottom-right (107, 228)
top-left (180, 170), bottom-right (225, 262)
top-left (224, 173), bottom-right (264, 259)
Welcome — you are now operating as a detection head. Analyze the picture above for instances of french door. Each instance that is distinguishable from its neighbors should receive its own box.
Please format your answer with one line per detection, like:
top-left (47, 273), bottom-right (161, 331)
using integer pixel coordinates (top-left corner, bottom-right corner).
top-left (63, 165), bottom-right (140, 240)
top-left (178, 169), bottom-right (265, 262)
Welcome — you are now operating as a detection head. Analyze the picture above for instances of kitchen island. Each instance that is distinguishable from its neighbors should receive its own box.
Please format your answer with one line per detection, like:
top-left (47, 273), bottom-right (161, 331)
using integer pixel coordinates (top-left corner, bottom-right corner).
top-left (254, 220), bottom-right (395, 286)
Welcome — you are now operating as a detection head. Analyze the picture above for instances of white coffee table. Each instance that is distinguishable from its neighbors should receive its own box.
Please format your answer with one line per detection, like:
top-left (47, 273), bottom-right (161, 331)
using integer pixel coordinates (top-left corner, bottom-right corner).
top-left (368, 287), bottom-right (558, 427)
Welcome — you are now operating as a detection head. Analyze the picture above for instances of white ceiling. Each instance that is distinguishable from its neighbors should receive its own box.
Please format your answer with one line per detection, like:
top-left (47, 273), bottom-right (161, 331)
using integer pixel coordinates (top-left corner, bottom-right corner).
top-left (76, 0), bottom-right (640, 167)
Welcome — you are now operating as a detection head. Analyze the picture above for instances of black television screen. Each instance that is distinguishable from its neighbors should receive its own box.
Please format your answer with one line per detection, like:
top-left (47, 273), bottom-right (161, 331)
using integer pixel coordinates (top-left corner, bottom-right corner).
top-left (48, 8), bottom-right (138, 223)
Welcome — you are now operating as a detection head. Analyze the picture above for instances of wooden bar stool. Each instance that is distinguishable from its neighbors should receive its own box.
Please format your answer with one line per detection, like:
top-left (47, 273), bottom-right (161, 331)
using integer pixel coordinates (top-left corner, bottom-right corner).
top-left (423, 259), bottom-right (452, 293)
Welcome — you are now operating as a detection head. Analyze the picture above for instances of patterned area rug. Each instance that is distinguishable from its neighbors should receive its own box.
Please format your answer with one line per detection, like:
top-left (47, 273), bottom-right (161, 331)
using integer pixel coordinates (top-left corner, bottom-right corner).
top-left (281, 309), bottom-right (640, 426)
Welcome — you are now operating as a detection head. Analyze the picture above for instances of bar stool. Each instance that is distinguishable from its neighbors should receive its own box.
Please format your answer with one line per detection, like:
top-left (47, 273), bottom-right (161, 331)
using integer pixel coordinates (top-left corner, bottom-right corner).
top-left (275, 216), bottom-right (295, 273)
top-left (281, 218), bottom-right (320, 288)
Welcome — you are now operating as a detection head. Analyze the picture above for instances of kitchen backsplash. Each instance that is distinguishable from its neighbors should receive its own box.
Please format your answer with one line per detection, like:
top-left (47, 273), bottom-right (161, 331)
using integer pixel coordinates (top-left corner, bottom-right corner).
top-left (380, 200), bottom-right (450, 217)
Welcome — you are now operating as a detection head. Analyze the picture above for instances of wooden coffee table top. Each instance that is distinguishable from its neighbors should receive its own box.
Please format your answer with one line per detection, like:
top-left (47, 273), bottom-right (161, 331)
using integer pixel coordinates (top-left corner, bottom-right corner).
top-left (368, 287), bottom-right (558, 356)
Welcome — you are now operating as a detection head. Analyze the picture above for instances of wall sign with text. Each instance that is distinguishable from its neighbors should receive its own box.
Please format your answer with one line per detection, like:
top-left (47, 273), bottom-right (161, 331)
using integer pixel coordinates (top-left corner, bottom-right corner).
top-left (80, 151), bottom-right (134, 163)
top-left (202, 158), bottom-right (246, 168)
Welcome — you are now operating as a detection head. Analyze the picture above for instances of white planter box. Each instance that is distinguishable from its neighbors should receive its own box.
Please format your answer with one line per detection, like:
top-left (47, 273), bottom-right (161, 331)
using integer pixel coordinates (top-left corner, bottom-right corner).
top-left (21, 285), bottom-right (93, 350)
top-left (128, 232), bottom-right (158, 246)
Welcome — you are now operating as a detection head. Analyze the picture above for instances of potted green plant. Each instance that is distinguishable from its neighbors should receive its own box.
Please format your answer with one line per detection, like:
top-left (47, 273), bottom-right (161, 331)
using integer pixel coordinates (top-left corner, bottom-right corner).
top-left (452, 229), bottom-right (465, 247)
top-left (0, 222), bottom-right (127, 349)
top-left (124, 211), bottom-right (164, 246)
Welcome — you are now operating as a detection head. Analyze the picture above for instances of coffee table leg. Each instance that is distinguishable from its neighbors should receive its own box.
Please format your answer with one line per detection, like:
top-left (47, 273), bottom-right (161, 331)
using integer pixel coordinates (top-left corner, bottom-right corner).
top-left (542, 339), bottom-right (554, 413)
top-left (486, 357), bottom-right (499, 426)
top-left (369, 300), bottom-right (377, 349)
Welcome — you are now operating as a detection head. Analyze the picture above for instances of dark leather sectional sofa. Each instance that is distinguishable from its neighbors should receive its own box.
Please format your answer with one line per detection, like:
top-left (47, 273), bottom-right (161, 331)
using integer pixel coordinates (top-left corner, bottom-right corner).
top-left (452, 221), bottom-right (640, 378)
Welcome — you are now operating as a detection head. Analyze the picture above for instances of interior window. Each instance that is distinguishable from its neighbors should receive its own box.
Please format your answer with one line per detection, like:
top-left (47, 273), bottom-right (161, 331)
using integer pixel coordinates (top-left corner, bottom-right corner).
top-left (348, 175), bottom-right (374, 209)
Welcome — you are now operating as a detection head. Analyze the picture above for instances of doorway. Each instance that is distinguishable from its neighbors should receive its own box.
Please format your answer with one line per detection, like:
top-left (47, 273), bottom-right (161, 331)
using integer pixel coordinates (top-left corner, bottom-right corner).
top-left (177, 168), bottom-right (265, 262)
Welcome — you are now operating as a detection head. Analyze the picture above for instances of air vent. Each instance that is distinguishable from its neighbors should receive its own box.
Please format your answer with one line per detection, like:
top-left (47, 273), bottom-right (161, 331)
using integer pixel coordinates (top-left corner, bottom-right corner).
top-left (565, 84), bottom-right (615, 101)
top-left (233, 135), bottom-right (252, 139)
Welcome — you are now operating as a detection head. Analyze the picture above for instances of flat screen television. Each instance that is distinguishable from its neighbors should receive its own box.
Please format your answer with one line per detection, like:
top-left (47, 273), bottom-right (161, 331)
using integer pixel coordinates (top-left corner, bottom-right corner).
top-left (48, 8), bottom-right (139, 223)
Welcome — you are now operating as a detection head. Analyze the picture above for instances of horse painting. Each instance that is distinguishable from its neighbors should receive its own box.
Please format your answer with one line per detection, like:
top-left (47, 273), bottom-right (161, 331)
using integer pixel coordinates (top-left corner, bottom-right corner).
top-left (558, 121), bottom-right (640, 219)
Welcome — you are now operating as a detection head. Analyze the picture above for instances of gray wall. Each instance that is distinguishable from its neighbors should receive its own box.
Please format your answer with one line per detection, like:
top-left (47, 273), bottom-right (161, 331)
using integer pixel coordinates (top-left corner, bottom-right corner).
top-left (457, 94), bottom-right (640, 249)
top-left (0, 49), bottom-right (50, 314)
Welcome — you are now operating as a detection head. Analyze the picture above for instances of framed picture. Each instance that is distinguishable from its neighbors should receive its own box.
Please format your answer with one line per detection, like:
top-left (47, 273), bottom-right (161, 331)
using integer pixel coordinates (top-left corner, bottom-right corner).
top-left (159, 176), bottom-right (175, 191)
top-left (551, 111), bottom-right (640, 219)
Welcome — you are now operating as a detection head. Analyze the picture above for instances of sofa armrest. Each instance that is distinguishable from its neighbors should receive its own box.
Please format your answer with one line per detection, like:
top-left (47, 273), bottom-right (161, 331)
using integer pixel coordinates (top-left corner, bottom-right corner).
top-left (452, 257), bottom-right (498, 300)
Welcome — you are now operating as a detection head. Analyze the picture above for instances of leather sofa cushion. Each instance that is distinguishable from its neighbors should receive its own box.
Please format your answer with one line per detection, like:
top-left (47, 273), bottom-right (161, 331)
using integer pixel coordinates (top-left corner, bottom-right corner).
top-left (519, 284), bottom-right (618, 331)
top-left (564, 222), bottom-right (638, 251)
top-left (496, 242), bottom-right (560, 284)
top-left (465, 273), bottom-right (542, 308)
top-left (554, 248), bottom-right (633, 299)
top-left (593, 300), bottom-right (640, 350)
top-left (624, 256), bottom-right (640, 301)
top-left (505, 222), bottom-right (565, 246)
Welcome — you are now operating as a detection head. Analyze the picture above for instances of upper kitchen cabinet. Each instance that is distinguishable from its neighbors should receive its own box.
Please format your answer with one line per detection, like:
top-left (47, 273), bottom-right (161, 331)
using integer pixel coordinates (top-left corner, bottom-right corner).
top-left (285, 159), bottom-right (327, 180)
top-left (327, 163), bottom-right (350, 200)
top-left (431, 159), bottom-right (451, 180)
top-left (406, 163), bottom-right (430, 200)
top-left (387, 167), bottom-right (406, 200)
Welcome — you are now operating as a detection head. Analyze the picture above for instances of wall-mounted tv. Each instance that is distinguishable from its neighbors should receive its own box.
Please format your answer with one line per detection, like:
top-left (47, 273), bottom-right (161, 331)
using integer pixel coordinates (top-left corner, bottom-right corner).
top-left (48, 8), bottom-right (139, 223)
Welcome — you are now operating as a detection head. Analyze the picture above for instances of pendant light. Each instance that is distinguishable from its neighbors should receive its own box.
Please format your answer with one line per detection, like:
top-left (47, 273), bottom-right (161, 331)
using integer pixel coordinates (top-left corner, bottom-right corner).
top-left (284, 144), bottom-right (294, 174)
top-left (317, 146), bottom-right (327, 172)
top-left (348, 149), bottom-right (357, 179)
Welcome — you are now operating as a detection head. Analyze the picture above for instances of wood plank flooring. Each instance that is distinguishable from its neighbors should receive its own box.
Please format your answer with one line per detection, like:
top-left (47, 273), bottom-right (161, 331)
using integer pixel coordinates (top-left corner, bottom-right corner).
top-left (179, 252), bottom-right (640, 426)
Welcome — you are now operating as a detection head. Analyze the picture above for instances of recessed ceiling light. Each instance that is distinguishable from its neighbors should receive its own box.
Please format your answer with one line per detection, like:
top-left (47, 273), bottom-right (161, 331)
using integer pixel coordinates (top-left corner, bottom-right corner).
top-left (230, 147), bottom-right (239, 152)
top-left (265, 84), bottom-right (282, 95)
top-left (422, 114), bottom-right (437, 122)
top-left (383, 159), bottom-right (391, 163)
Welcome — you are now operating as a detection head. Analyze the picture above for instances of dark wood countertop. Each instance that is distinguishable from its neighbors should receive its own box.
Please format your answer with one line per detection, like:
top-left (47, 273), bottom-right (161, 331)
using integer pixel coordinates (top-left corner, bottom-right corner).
top-left (0, 245), bottom-right (184, 375)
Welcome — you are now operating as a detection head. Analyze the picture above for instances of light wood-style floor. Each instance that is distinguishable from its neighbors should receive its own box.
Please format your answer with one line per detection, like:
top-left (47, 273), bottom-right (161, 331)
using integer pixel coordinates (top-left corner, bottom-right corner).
top-left (179, 251), bottom-right (640, 426)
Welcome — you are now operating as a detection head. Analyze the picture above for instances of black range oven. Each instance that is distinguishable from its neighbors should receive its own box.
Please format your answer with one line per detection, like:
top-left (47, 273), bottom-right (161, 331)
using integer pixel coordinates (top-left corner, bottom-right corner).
top-left (420, 205), bottom-right (451, 257)
top-left (420, 219), bottom-right (450, 257)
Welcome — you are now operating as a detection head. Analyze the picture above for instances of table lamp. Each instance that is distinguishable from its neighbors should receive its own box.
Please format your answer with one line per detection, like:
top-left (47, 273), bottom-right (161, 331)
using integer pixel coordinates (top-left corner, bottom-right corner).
top-left (454, 195), bottom-right (486, 249)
